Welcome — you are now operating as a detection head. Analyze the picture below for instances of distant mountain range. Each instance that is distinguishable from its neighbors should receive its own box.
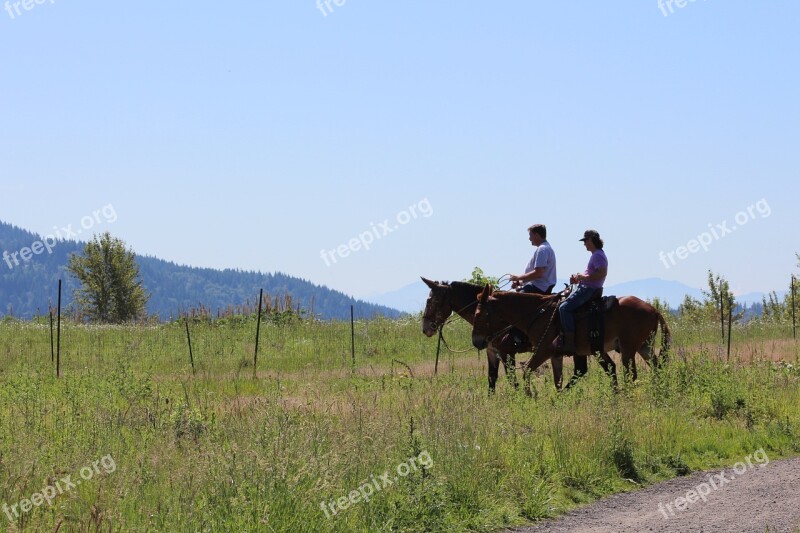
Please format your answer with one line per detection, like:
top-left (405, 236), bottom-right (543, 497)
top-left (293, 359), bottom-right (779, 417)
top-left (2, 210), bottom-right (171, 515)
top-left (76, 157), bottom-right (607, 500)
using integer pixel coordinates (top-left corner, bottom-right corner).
top-left (0, 221), bottom-right (402, 320)
top-left (366, 277), bottom-right (789, 314)
top-left (3, 219), bottom-right (787, 322)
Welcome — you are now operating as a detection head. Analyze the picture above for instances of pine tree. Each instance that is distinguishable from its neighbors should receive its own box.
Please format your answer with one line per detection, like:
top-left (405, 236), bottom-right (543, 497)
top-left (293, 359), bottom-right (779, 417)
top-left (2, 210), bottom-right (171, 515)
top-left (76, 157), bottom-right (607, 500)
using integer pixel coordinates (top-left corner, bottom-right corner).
top-left (67, 232), bottom-right (149, 323)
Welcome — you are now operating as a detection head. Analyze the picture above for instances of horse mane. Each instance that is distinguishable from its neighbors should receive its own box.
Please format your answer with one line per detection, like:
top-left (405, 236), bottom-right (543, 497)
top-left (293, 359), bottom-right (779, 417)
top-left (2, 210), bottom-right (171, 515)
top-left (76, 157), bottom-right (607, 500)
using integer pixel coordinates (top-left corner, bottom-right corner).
top-left (441, 281), bottom-right (485, 314)
top-left (491, 290), bottom-right (560, 309)
top-left (448, 281), bottom-right (484, 293)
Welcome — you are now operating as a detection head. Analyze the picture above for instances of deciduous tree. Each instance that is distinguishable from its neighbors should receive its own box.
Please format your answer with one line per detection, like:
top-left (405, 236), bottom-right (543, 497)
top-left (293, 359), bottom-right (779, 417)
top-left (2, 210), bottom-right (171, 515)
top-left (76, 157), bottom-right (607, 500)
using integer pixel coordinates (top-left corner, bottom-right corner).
top-left (67, 232), bottom-right (149, 323)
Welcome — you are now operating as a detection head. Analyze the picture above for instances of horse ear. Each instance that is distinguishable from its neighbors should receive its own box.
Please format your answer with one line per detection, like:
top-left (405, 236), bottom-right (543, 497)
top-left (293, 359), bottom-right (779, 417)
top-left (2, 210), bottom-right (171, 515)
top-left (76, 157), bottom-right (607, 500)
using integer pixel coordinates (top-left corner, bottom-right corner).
top-left (421, 277), bottom-right (438, 289)
top-left (479, 284), bottom-right (491, 303)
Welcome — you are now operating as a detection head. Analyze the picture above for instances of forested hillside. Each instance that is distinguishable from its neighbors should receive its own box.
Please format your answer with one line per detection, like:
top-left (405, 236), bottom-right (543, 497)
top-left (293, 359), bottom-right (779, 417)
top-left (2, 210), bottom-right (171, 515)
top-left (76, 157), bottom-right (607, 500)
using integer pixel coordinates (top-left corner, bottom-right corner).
top-left (0, 222), bottom-right (402, 320)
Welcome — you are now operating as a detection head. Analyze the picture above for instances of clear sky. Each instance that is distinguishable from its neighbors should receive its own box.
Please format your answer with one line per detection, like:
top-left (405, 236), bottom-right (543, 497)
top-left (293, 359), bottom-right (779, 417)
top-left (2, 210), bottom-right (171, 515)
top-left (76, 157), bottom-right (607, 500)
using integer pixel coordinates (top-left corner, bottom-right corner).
top-left (1, 1), bottom-right (797, 299)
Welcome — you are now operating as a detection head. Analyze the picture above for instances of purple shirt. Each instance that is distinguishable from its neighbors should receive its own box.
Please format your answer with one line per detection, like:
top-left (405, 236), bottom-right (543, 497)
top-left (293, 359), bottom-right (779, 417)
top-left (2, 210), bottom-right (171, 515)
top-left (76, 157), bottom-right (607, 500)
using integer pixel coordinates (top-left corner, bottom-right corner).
top-left (580, 249), bottom-right (608, 289)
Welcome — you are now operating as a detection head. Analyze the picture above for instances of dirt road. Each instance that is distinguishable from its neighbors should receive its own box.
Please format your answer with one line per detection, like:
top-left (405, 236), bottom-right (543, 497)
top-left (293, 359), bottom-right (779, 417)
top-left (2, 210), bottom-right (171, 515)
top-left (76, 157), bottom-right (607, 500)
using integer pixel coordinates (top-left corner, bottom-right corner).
top-left (510, 456), bottom-right (800, 532)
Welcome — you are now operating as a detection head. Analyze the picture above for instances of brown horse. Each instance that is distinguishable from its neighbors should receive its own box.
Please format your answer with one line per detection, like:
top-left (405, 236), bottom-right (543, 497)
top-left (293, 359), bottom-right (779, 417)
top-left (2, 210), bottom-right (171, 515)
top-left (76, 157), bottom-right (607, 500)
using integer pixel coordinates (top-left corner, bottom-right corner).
top-left (421, 277), bottom-right (588, 392)
top-left (471, 285), bottom-right (671, 390)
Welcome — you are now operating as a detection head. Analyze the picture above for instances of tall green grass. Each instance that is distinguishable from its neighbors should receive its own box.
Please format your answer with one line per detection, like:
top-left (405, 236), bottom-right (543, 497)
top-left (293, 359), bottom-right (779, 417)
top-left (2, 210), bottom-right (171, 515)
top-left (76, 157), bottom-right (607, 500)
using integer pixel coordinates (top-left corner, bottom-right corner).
top-left (0, 316), bottom-right (798, 531)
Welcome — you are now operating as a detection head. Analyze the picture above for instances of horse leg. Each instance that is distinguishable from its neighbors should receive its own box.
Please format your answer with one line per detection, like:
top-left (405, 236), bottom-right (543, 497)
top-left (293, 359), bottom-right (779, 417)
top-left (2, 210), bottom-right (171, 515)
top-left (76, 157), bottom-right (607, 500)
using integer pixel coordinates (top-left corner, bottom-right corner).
top-left (523, 349), bottom-right (554, 396)
top-left (523, 368), bottom-right (534, 397)
top-left (487, 346), bottom-right (501, 394)
top-left (637, 330), bottom-right (658, 369)
top-left (551, 356), bottom-right (565, 391)
top-left (573, 355), bottom-right (588, 378)
top-left (505, 352), bottom-right (519, 389)
top-left (596, 351), bottom-right (618, 389)
top-left (621, 348), bottom-right (638, 383)
top-left (564, 353), bottom-right (590, 390)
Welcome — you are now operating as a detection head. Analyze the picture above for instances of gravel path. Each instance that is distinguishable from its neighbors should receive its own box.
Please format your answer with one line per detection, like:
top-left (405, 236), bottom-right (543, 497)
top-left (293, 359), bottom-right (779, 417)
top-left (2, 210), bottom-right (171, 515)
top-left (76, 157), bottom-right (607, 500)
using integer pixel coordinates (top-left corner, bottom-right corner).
top-left (509, 455), bottom-right (800, 532)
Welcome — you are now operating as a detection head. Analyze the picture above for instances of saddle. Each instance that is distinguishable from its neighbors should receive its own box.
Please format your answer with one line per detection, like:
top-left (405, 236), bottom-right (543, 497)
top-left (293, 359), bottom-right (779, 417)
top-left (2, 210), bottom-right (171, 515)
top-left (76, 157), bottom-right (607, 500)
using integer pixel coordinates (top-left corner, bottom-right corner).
top-left (572, 290), bottom-right (618, 354)
top-left (573, 290), bottom-right (616, 316)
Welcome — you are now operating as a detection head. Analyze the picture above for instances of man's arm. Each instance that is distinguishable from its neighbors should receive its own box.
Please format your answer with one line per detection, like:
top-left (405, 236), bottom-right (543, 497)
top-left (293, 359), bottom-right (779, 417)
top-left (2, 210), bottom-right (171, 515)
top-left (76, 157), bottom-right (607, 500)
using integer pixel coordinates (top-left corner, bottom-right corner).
top-left (510, 268), bottom-right (546, 283)
top-left (575, 267), bottom-right (607, 283)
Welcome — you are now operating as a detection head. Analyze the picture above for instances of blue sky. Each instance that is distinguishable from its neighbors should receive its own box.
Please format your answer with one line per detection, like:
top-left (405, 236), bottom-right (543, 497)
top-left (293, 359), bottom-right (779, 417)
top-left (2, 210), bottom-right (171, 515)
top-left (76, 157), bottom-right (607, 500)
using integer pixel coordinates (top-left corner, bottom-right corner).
top-left (1, 1), bottom-right (797, 299)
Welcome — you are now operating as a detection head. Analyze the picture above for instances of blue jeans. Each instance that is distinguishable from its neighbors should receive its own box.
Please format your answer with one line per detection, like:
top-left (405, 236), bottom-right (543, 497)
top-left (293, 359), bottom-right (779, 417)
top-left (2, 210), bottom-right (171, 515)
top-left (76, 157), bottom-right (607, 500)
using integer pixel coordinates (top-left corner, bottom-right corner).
top-left (558, 285), bottom-right (599, 333)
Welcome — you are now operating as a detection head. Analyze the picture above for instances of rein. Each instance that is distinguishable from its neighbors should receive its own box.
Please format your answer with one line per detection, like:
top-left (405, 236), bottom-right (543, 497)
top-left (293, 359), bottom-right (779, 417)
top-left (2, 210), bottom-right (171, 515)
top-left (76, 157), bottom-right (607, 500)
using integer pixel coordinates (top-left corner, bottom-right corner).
top-left (483, 295), bottom-right (556, 344)
top-left (478, 290), bottom-right (566, 370)
top-left (430, 299), bottom-right (479, 354)
top-left (438, 326), bottom-right (476, 353)
top-left (496, 274), bottom-right (514, 291)
top-left (517, 301), bottom-right (561, 371)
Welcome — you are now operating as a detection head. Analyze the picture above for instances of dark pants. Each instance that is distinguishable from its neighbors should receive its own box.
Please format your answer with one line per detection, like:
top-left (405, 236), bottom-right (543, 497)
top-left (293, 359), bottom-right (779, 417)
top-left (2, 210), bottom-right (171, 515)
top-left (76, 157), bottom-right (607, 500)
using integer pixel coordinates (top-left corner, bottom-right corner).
top-left (558, 286), bottom-right (603, 378)
top-left (558, 285), bottom-right (600, 333)
top-left (520, 283), bottom-right (555, 295)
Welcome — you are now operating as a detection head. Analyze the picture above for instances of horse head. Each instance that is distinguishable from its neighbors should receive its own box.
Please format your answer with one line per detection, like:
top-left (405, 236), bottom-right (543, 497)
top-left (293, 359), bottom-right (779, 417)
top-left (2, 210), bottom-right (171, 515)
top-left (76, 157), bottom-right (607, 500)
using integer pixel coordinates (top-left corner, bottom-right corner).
top-left (471, 284), bottom-right (497, 350)
top-left (421, 277), bottom-right (453, 337)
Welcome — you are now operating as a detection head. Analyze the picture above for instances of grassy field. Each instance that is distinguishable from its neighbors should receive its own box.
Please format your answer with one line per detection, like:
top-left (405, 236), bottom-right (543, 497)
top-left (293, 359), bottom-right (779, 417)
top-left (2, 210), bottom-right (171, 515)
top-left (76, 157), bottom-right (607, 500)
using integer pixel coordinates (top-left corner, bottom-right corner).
top-left (0, 314), bottom-right (799, 532)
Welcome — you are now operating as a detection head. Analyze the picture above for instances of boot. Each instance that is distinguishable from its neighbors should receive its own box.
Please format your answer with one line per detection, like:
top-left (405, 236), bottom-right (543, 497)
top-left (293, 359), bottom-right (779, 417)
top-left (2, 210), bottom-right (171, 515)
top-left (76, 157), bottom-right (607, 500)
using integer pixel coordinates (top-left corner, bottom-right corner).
top-left (556, 332), bottom-right (576, 355)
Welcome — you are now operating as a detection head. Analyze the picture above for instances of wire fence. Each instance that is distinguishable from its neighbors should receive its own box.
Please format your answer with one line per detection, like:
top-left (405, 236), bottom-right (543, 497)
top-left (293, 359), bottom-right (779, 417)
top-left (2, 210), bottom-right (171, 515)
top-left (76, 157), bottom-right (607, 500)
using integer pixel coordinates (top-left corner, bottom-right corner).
top-left (1, 311), bottom-right (798, 384)
top-left (0, 314), bottom-right (459, 378)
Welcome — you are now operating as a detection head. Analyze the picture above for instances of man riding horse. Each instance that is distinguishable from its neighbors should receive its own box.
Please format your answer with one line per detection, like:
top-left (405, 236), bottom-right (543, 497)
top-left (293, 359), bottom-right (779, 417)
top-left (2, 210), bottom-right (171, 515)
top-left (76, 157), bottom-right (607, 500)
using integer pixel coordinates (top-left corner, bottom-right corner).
top-left (555, 229), bottom-right (608, 355)
top-left (506, 224), bottom-right (589, 382)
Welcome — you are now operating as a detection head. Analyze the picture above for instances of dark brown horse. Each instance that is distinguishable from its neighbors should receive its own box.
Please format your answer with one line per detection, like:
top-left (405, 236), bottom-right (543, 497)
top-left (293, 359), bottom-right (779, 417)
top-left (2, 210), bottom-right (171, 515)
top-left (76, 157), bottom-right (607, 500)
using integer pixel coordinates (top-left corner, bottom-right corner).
top-left (421, 277), bottom-right (588, 392)
top-left (471, 285), bottom-right (671, 390)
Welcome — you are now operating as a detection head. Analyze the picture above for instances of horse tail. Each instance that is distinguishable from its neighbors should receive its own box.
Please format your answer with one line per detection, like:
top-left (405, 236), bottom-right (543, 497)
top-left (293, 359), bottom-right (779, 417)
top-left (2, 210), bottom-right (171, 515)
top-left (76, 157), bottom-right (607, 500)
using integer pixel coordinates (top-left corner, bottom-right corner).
top-left (656, 311), bottom-right (671, 367)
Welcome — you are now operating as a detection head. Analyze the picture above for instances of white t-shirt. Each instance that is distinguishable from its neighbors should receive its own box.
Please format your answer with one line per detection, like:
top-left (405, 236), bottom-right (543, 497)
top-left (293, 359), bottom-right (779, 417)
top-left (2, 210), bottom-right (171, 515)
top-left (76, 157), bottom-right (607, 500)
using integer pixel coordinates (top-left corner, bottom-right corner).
top-left (524, 240), bottom-right (557, 292)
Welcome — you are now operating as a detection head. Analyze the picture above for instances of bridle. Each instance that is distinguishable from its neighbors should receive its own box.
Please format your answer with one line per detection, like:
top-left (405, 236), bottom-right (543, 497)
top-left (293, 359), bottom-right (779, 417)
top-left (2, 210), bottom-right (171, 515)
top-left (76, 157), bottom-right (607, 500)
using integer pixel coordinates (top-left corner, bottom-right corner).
top-left (423, 277), bottom-right (515, 332)
top-left (423, 292), bottom-right (480, 353)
